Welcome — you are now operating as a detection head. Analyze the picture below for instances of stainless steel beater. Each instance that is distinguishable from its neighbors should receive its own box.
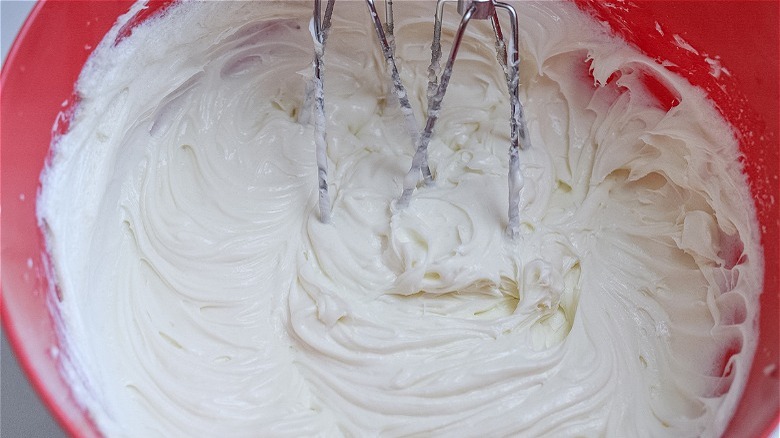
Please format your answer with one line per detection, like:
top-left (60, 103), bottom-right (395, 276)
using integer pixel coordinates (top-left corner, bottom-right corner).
top-left (312, 0), bottom-right (431, 224)
top-left (400, 0), bottom-right (530, 238)
top-left (312, 0), bottom-right (530, 238)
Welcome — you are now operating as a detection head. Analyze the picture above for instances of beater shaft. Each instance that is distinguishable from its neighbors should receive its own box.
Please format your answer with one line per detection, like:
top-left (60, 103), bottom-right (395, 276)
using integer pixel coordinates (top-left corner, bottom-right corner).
top-left (313, 0), bottom-right (336, 223)
top-left (384, 0), bottom-right (395, 39)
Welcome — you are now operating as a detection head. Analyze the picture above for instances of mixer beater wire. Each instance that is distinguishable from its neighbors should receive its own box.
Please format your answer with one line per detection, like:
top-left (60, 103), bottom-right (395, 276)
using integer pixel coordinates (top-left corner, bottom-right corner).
top-left (398, 0), bottom-right (531, 238)
top-left (312, 0), bottom-right (335, 223)
top-left (312, 0), bottom-right (432, 224)
top-left (311, 0), bottom-right (530, 238)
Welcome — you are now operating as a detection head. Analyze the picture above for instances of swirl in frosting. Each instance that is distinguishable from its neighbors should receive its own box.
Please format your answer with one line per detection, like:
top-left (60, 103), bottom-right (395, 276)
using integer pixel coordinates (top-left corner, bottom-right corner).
top-left (38, 2), bottom-right (763, 437)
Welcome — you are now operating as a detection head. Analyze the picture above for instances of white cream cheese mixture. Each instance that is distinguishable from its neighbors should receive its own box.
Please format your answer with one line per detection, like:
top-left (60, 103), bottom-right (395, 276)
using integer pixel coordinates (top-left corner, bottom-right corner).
top-left (38, 2), bottom-right (764, 437)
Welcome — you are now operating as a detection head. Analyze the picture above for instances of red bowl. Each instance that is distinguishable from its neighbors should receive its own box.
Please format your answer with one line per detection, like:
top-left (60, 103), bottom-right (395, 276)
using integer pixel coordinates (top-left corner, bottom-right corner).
top-left (1, 1), bottom-right (777, 437)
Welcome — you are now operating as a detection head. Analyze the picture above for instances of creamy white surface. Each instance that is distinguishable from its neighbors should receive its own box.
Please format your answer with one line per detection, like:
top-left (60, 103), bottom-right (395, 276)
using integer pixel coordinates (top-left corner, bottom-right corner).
top-left (38, 2), bottom-right (763, 437)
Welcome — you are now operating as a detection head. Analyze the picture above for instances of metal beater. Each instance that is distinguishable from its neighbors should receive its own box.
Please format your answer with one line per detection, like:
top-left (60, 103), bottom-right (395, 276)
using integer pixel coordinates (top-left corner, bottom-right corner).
top-left (311, 0), bottom-right (531, 238)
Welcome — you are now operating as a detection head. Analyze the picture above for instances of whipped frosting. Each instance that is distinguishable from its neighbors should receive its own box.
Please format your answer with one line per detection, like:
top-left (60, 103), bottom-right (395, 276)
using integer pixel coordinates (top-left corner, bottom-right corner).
top-left (38, 2), bottom-right (763, 437)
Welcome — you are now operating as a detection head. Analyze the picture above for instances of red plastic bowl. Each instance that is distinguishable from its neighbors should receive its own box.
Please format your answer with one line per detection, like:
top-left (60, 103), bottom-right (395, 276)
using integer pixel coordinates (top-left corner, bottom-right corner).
top-left (1, 1), bottom-right (778, 437)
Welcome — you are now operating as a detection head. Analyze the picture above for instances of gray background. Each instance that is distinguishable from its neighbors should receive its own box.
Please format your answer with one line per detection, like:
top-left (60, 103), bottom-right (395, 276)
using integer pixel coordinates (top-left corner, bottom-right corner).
top-left (0, 1), bottom-right (777, 437)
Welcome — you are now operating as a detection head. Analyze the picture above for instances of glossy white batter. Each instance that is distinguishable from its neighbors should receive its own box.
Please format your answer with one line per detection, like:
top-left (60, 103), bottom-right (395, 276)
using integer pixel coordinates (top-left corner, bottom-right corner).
top-left (38, 2), bottom-right (763, 437)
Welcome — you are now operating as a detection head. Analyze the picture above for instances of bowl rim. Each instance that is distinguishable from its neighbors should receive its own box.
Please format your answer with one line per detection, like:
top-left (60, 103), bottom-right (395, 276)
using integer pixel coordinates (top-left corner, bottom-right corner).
top-left (2, 1), bottom-right (778, 437)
